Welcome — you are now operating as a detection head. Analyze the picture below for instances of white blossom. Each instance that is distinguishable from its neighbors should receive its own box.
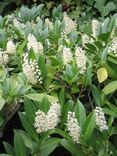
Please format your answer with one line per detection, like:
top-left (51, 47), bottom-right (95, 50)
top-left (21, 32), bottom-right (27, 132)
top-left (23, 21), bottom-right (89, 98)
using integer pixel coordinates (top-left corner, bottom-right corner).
top-left (45, 18), bottom-right (53, 30)
top-left (82, 34), bottom-right (90, 47)
top-left (0, 50), bottom-right (9, 65)
top-left (34, 110), bottom-right (46, 133)
top-left (46, 102), bottom-right (61, 130)
top-left (95, 106), bottom-right (108, 131)
top-left (92, 19), bottom-right (99, 38)
top-left (75, 47), bottom-right (86, 74)
top-left (22, 53), bottom-right (42, 84)
top-left (63, 47), bottom-right (72, 65)
top-left (66, 111), bottom-right (81, 143)
top-left (108, 37), bottom-right (117, 56)
top-left (6, 40), bottom-right (16, 54)
top-left (13, 18), bottom-right (25, 28)
top-left (63, 12), bottom-right (77, 34)
top-left (34, 102), bottom-right (61, 133)
top-left (27, 34), bottom-right (43, 54)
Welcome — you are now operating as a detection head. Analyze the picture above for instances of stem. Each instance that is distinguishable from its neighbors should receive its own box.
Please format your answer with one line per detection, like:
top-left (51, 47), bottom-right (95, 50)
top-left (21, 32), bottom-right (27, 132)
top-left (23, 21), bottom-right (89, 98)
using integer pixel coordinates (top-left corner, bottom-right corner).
top-left (0, 103), bottom-right (20, 138)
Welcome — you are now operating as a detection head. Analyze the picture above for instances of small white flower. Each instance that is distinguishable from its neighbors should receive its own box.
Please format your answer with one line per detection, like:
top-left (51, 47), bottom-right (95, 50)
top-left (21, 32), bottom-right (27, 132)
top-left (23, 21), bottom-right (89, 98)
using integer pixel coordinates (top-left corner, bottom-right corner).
top-left (6, 40), bottom-right (16, 54)
top-left (95, 106), bottom-right (108, 131)
top-left (45, 18), bottom-right (53, 30)
top-left (0, 50), bottom-right (9, 65)
top-left (27, 34), bottom-right (43, 54)
top-left (34, 110), bottom-right (46, 133)
top-left (34, 102), bottom-right (61, 133)
top-left (22, 53), bottom-right (42, 84)
top-left (82, 34), bottom-right (90, 47)
top-left (63, 47), bottom-right (72, 65)
top-left (92, 19), bottom-right (99, 38)
top-left (63, 12), bottom-right (77, 34)
top-left (108, 37), bottom-right (117, 56)
top-left (75, 47), bottom-right (86, 74)
top-left (46, 102), bottom-right (61, 130)
top-left (66, 111), bottom-right (81, 143)
top-left (13, 18), bottom-right (25, 28)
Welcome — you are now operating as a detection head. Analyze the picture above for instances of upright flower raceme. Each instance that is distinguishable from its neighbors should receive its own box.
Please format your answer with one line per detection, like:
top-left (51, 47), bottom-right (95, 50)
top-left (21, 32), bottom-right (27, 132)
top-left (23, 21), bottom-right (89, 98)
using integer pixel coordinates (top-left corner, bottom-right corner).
top-left (63, 12), bottom-right (77, 34)
top-left (92, 19), bottom-right (99, 38)
top-left (63, 47), bottom-right (72, 65)
top-left (108, 37), bottom-right (117, 56)
top-left (66, 112), bottom-right (81, 143)
top-left (0, 50), bottom-right (9, 65)
top-left (75, 47), bottom-right (86, 74)
top-left (82, 34), bottom-right (90, 47)
top-left (95, 106), bottom-right (108, 131)
top-left (46, 102), bottom-right (61, 130)
top-left (27, 34), bottom-right (43, 55)
top-left (13, 18), bottom-right (25, 29)
top-left (6, 40), bottom-right (16, 54)
top-left (45, 18), bottom-right (53, 30)
top-left (34, 102), bottom-right (61, 133)
top-left (22, 53), bottom-right (42, 85)
top-left (34, 110), bottom-right (46, 133)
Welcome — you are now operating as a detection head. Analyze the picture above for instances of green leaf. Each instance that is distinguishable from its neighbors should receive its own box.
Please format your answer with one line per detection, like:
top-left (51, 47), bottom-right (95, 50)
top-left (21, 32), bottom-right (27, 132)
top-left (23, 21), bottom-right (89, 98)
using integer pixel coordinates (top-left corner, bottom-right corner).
top-left (85, 61), bottom-right (92, 86)
top-left (59, 88), bottom-right (65, 107)
top-left (83, 111), bottom-right (96, 141)
top-left (16, 130), bottom-right (34, 150)
top-left (102, 81), bottom-right (117, 95)
top-left (14, 130), bottom-right (27, 156)
top-left (19, 112), bottom-right (38, 142)
top-left (90, 84), bottom-right (101, 106)
top-left (40, 96), bottom-right (50, 113)
top-left (103, 2), bottom-right (116, 17)
top-left (26, 93), bottom-right (58, 103)
top-left (38, 53), bottom-right (47, 80)
top-left (3, 142), bottom-right (15, 156)
top-left (74, 100), bottom-right (86, 127)
top-left (24, 97), bottom-right (37, 125)
top-left (60, 100), bottom-right (74, 128)
top-left (61, 139), bottom-right (84, 156)
top-left (39, 138), bottom-right (61, 156)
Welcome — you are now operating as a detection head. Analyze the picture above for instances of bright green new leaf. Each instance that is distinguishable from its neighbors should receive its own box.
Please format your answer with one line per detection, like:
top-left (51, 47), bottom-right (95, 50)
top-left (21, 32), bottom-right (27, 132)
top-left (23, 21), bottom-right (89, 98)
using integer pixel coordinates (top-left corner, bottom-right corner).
top-left (26, 93), bottom-right (58, 103)
top-left (97, 68), bottom-right (108, 83)
top-left (102, 81), bottom-right (117, 95)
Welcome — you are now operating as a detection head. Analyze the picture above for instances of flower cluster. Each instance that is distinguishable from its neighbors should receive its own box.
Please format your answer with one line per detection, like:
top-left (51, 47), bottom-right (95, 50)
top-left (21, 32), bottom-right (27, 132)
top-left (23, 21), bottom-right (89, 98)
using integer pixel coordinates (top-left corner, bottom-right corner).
top-left (82, 34), bottom-right (90, 47)
top-left (92, 19), bottom-right (99, 38)
top-left (27, 34), bottom-right (43, 55)
top-left (45, 18), bottom-right (53, 30)
top-left (66, 111), bottom-right (81, 143)
top-left (95, 106), bottom-right (108, 131)
top-left (108, 37), bottom-right (117, 56)
top-left (34, 110), bottom-right (46, 133)
top-left (0, 50), bottom-right (9, 65)
top-left (34, 102), bottom-right (61, 133)
top-left (75, 47), bottom-right (86, 74)
top-left (63, 47), bottom-right (72, 65)
top-left (13, 18), bottom-right (25, 28)
top-left (46, 102), bottom-right (61, 130)
top-left (6, 40), bottom-right (16, 54)
top-left (22, 53), bottom-right (42, 84)
top-left (63, 12), bottom-right (77, 34)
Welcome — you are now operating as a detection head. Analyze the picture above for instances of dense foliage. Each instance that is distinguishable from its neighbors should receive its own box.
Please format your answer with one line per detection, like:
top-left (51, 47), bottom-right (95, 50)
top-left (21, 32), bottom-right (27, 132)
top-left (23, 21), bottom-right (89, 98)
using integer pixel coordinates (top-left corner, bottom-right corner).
top-left (0, 1), bottom-right (117, 156)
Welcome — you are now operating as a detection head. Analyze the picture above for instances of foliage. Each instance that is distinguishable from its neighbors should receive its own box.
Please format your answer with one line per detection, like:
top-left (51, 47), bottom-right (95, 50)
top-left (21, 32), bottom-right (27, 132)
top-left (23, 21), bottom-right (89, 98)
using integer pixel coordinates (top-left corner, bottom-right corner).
top-left (0, 2), bottom-right (117, 156)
